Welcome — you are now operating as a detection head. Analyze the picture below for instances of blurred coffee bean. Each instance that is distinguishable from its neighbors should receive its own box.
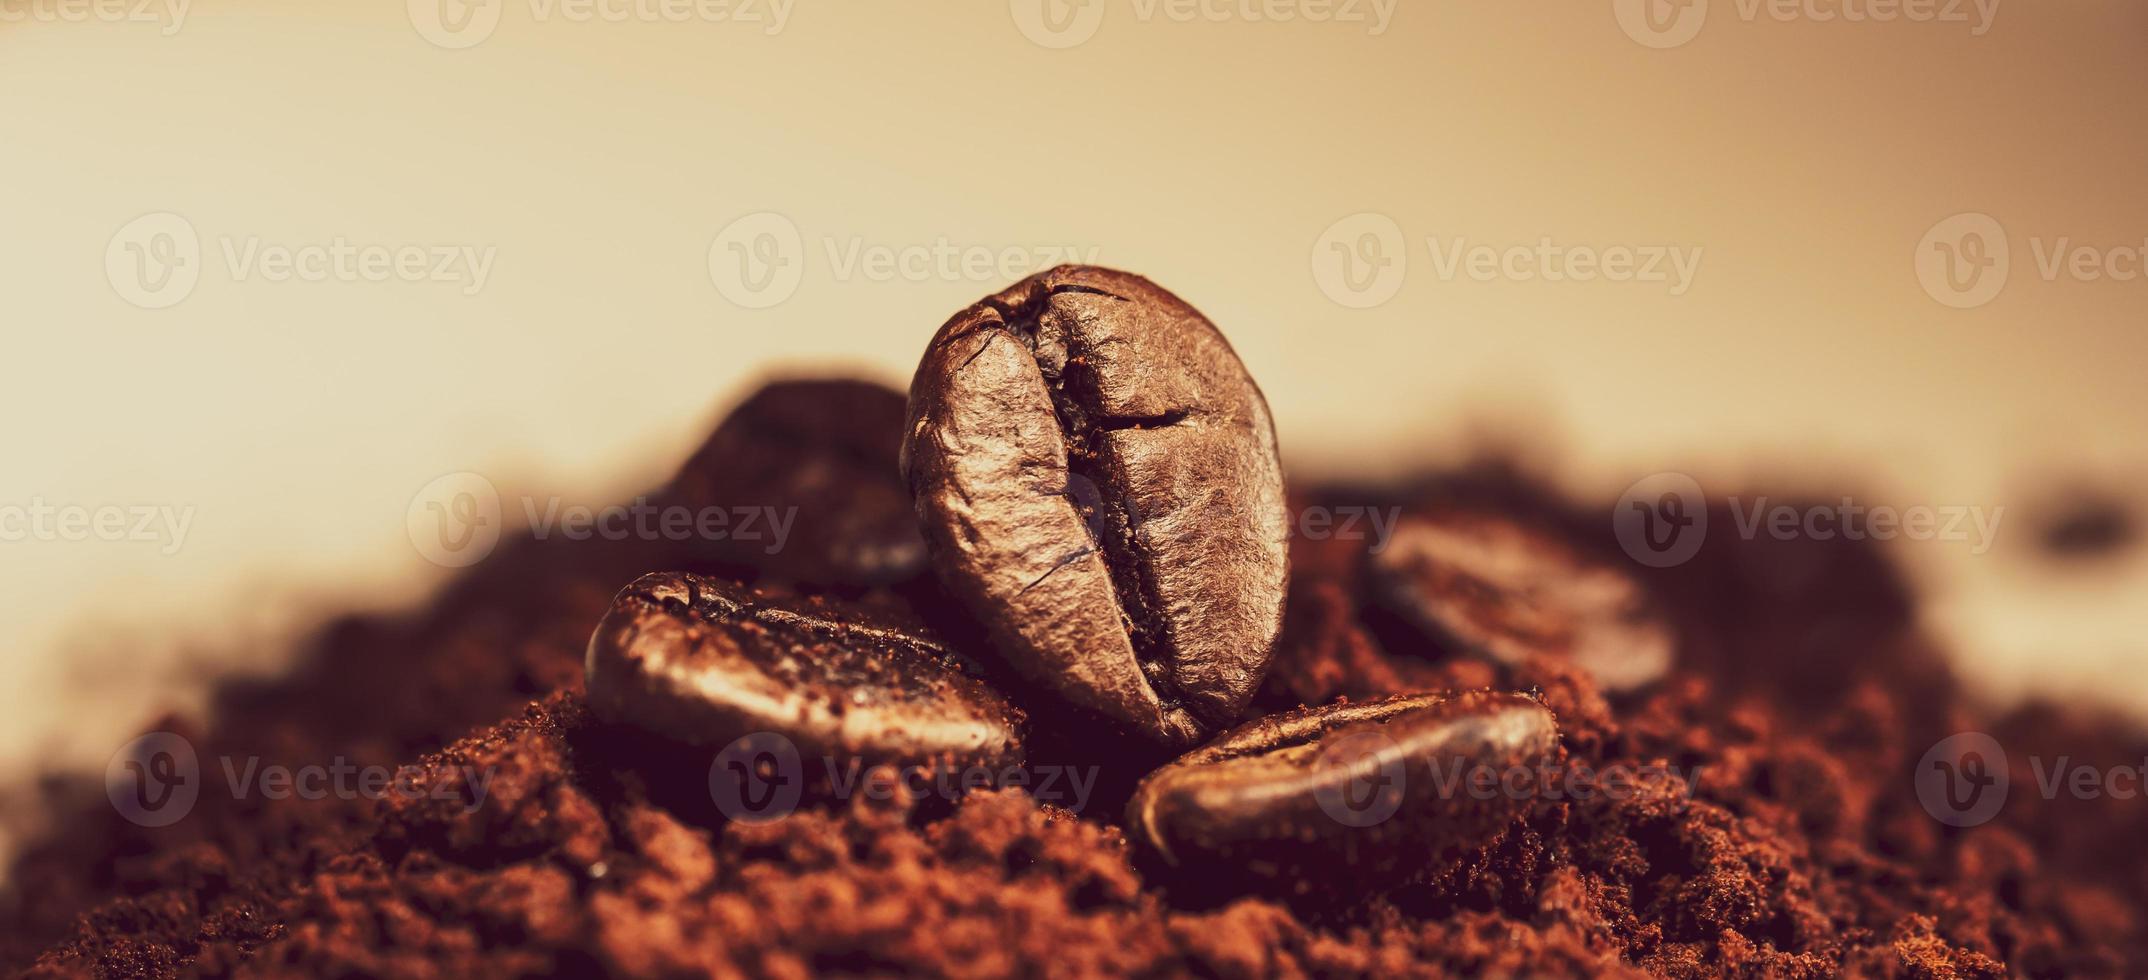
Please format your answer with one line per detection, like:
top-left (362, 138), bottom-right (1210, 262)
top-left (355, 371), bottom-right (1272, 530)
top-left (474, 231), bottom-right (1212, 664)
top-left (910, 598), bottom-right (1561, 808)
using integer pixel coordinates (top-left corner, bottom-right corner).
top-left (585, 572), bottom-right (1024, 770)
top-left (669, 379), bottom-right (926, 588)
top-left (1127, 691), bottom-right (1558, 890)
top-left (2035, 491), bottom-right (2135, 561)
top-left (1368, 509), bottom-right (1673, 692)
top-left (902, 266), bottom-right (1290, 749)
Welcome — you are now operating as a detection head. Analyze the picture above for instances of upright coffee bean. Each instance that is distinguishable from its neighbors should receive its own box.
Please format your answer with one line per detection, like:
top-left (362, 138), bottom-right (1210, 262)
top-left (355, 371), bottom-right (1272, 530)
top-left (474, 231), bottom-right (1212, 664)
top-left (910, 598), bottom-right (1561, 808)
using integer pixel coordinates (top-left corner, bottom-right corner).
top-left (902, 266), bottom-right (1290, 748)
top-left (1126, 691), bottom-right (1558, 890)
top-left (585, 572), bottom-right (1024, 770)
top-left (1368, 508), bottom-right (1674, 692)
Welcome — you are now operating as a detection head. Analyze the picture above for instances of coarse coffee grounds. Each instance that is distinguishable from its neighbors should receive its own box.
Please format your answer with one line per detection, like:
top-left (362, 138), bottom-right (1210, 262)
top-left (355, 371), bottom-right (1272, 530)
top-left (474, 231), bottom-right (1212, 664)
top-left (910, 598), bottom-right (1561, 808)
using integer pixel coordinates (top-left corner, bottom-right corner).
top-left (3, 382), bottom-right (2143, 977)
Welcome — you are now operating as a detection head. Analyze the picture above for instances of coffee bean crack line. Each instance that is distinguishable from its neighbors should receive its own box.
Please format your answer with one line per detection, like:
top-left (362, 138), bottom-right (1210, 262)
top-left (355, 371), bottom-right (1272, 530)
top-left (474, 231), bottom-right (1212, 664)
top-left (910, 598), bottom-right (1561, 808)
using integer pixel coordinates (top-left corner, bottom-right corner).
top-left (968, 279), bottom-right (1200, 723)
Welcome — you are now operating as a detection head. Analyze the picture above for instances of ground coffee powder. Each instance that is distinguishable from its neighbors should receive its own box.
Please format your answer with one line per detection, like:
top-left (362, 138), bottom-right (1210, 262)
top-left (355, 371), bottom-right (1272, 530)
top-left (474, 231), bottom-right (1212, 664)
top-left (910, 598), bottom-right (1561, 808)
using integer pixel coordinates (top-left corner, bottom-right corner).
top-left (2, 384), bottom-right (2141, 977)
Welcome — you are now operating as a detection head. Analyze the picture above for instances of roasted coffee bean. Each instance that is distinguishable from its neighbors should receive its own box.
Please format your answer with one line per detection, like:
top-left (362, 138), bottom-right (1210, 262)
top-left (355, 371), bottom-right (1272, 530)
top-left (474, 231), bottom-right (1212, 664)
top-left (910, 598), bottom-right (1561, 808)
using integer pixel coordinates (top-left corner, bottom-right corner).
top-left (1126, 691), bottom-right (1558, 889)
top-left (668, 379), bottom-right (927, 588)
top-left (1369, 509), bottom-right (1673, 692)
top-left (585, 572), bottom-right (1024, 770)
top-left (902, 266), bottom-right (1289, 748)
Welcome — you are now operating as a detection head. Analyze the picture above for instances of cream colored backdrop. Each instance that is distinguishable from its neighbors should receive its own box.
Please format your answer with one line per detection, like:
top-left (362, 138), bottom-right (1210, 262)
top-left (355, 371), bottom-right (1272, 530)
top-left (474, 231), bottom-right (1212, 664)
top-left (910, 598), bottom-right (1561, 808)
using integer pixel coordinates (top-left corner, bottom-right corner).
top-left (4, 1), bottom-right (2145, 803)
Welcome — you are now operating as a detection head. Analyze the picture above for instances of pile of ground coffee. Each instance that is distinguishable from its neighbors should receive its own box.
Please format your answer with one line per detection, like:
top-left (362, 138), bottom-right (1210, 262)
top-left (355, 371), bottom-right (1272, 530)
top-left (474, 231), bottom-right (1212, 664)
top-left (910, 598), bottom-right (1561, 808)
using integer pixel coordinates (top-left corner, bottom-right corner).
top-left (3, 383), bottom-right (2141, 977)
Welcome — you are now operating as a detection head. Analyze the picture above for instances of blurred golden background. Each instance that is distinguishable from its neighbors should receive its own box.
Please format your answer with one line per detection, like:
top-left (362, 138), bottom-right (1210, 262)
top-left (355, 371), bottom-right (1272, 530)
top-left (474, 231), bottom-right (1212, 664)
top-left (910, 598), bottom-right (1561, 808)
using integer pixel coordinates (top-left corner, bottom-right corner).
top-left (3, 0), bottom-right (2145, 831)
